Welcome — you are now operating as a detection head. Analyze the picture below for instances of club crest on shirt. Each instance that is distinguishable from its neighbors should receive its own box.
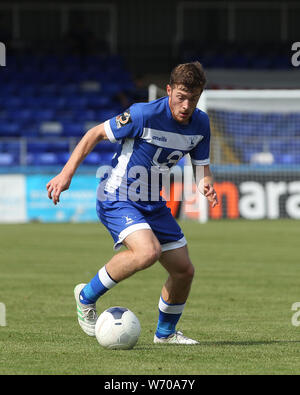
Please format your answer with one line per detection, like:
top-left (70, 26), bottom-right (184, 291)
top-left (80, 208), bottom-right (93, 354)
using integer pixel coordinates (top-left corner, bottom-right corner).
top-left (116, 110), bottom-right (132, 129)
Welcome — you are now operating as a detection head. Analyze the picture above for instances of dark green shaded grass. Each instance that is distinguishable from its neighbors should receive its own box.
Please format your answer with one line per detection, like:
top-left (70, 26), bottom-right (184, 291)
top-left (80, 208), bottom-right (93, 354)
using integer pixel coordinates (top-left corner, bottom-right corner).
top-left (0, 220), bottom-right (299, 375)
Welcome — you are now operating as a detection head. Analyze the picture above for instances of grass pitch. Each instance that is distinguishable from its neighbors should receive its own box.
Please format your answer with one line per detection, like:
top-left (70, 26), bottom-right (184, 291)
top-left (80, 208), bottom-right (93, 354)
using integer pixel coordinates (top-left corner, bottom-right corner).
top-left (0, 219), bottom-right (299, 375)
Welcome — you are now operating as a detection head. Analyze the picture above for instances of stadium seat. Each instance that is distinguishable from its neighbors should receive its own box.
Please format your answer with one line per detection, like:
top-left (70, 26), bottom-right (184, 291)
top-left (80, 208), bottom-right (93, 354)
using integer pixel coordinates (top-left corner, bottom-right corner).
top-left (0, 153), bottom-right (16, 166)
top-left (74, 109), bottom-right (97, 121)
top-left (0, 122), bottom-right (20, 137)
top-left (82, 152), bottom-right (102, 165)
top-left (40, 121), bottom-right (63, 136)
top-left (3, 142), bottom-right (20, 155)
top-left (27, 142), bottom-right (50, 153)
top-left (21, 126), bottom-right (39, 138)
top-left (62, 122), bottom-right (84, 137)
top-left (96, 108), bottom-right (119, 123)
top-left (64, 97), bottom-right (88, 110)
top-left (274, 153), bottom-right (294, 165)
top-left (100, 152), bottom-right (115, 164)
top-left (58, 152), bottom-right (71, 164)
top-left (7, 109), bottom-right (33, 122)
top-left (94, 139), bottom-right (118, 153)
top-left (37, 84), bottom-right (59, 95)
top-left (32, 152), bottom-right (60, 166)
top-left (2, 96), bottom-right (24, 109)
top-left (32, 109), bottom-right (56, 122)
top-left (86, 95), bottom-right (112, 108)
top-left (0, 109), bottom-right (7, 120)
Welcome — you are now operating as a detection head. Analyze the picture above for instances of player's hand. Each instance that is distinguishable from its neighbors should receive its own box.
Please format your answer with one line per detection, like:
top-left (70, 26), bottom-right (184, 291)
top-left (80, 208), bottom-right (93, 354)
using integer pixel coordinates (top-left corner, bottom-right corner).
top-left (46, 172), bottom-right (72, 205)
top-left (204, 183), bottom-right (218, 208)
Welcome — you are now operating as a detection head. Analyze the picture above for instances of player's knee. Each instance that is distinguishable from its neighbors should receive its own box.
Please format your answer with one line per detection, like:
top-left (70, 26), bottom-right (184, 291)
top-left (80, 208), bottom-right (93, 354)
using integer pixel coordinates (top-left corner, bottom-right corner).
top-left (185, 263), bottom-right (195, 282)
top-left (135, 243), bottom-right (161, 270)
top-left (175, 262), bottom-right (195, 283)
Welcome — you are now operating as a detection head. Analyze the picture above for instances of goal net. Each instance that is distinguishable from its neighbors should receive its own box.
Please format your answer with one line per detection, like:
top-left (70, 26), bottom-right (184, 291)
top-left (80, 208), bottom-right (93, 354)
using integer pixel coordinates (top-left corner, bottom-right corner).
top-left (148, 86), bottom-right (300, 221)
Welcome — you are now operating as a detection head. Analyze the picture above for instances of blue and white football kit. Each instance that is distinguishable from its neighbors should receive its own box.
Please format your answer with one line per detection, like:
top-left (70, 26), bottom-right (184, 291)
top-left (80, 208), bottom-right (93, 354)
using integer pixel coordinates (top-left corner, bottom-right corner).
top-left (77, 95), bottom-right (210, 342)
top-left (96, 96), bottom-right (210, 251)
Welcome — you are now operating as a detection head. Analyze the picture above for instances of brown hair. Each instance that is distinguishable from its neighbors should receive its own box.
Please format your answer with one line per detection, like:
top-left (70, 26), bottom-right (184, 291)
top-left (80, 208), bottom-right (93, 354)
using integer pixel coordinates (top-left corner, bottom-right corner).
top-left (169, 61), bottom-right (206, 91)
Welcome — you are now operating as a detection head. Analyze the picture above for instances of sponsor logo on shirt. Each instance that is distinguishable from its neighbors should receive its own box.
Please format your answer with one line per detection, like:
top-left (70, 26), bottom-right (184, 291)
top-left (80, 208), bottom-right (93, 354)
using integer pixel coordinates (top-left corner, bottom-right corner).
top-left (152, 136), bottom-right (167, 142)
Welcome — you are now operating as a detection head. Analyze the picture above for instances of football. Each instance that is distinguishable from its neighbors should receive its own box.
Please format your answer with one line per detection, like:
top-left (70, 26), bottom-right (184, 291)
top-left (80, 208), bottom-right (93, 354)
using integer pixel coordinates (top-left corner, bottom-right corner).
top-left (95, 307), bottom-right (141, 350)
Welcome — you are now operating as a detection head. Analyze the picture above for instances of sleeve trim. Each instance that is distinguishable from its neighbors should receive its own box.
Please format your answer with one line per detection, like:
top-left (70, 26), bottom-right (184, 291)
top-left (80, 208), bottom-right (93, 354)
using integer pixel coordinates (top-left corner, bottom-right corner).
top-left (104, 120), bottom-right (117, 143)
top-left (190, 158), bottom-right (210, 166)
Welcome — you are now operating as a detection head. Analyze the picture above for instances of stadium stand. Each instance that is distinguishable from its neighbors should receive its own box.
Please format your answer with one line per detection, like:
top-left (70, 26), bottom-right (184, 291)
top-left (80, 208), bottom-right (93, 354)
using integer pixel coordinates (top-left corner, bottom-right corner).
top-left (0, 54), bottom-right (142, 167)
top-left (179, 42), bottom-right (292, 70)
top-left (0, 44), bottom-right (298, 168)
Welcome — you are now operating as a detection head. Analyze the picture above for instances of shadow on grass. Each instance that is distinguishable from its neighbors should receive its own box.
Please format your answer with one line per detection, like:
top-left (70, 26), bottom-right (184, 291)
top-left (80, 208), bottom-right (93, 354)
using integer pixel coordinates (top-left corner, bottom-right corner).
top-left (133, 339), bottom-right (300, 350)
top-left (200, 340), bottom-right (300, 347)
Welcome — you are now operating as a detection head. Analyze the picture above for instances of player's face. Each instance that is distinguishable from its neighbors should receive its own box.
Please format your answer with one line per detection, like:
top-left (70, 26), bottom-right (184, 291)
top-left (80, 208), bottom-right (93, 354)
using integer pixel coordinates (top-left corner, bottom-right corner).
top-left (167, 84), bottom-right (202, 124)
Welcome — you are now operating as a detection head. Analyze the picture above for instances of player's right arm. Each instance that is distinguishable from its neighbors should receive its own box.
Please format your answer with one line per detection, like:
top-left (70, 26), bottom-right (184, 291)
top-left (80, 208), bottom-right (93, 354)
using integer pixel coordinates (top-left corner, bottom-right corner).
top-left (46, 123), bottom-right (108, 205)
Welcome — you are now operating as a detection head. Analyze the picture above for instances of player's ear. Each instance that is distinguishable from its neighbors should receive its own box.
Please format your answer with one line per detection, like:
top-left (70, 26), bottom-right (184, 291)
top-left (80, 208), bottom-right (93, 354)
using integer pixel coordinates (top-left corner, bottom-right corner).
top-left (166, 84), bottom-right (172, 97)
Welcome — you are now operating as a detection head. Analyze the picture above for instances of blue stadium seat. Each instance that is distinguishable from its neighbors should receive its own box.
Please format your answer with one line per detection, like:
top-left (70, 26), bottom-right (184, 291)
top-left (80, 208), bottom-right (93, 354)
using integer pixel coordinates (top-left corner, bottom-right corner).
top-left (32, 109), bottom-right (56, 122)
top-left (0, 153), bottom-right (16, 166)
top-left (86, 95), bottom-right (113, 108)
top-left (64, 96), bottom-right (88, 109)
top-left (63, 84), bottom-right (80, 94)
top-left (18, 86), bottom-right (39, 97)
top-left (21, 126), bottom-right (39, 138)
top-left (55, 110), bottom-right (74, 121)
top-left (58, 152), bottom-right (71, 164)
top-left (96, 108), bottom-right (119, 123)
top-left (100, 151), bottom-right (115, 164)
top-left (99, 81), bottom-right (121, 95)
top-left (32, 152), bottom-right (60, 166)
top-left (62, 122), bottom-right (84, 137)
top-left (37, 84), bottom-right (59, 95)
top-left (7, 109), bottom-right (33, 122)
top-left (27, 142), bottom-right (51, 153)
top-left (44, 141), bottom-right (70, 153)
top-left (269, 140), bottom-right (287, 154)
top-left (2, 96), bottom-right (24, 109)
top-left (74, 109), bottom-right (97, 121)
top-left (94, 140), bottom-right (118, 153)
top-left (0, 110), bottom-right (8, 120)
top-left (274, 153), bottom-right (294, 165)
top-left (27, 141), bottom-right (70, 154)
top-left (3, 142), bottom-right (20, 155)
top-left (39, 121), bottom-right (63, 136)
top-left (0, 122), bottom-right (20, 137)
top-left (23, 97), bottom-right (45, 108)
top-left (82, 152), bottom-right (102, 165)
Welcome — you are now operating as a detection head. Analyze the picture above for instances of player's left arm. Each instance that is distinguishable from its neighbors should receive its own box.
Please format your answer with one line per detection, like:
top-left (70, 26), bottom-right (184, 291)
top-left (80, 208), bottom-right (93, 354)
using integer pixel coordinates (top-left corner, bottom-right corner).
top-left (193, 164), bottom-right (218, 208)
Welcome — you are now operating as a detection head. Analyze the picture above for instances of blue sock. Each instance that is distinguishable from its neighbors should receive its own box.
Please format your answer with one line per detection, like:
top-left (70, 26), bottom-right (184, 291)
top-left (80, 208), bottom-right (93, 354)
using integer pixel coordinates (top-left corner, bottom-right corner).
top-left (79, 266), bottom-right (117, 305)
top-left (155, 296), bottom-right (186, 338)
